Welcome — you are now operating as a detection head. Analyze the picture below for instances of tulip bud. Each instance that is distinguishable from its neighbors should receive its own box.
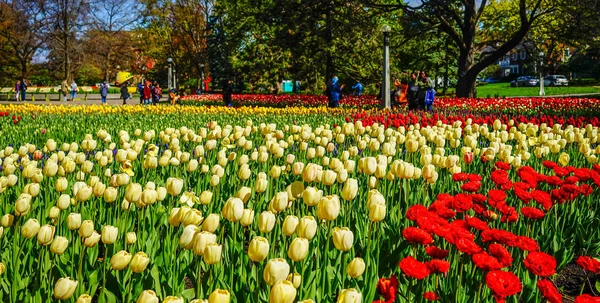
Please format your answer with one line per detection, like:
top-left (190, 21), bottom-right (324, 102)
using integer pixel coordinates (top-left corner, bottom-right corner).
top-left (136, 290), bottom-right (159, 303)
top-left (111, 250), bottom-right (132, 270)
top-left (78, 220), bottom-right (94, 238)
top-left (50, 236), bottom-right (69, 255)
top-left (337, 289), bottom-right (362, 303)
top-left (15, 193), bottom-right (32, 216)
top-left (37, 224), bottom-right (55, 245)
top-left (103, 187), bottom-right (118, 203)
top-left (1, 214), bottom-right (14, 227)
top-left (208, 289), bottom-right (230, 303)
top-left (282, 215), bottom-right (299, 236)
top-left (163, 296), bottom-right (184, 303)
top-left (240, 209), bottom-right (255, 227)
top-left (202, 213), bottom-right (220, 233)
top-left (54, 277), bottom-right (78, 300)
top-left (222, 198), bottom-right (244, 222)
top-left (166, 177), bottom-right (184, 196)
top-left (83, 231), bottom-right (101, 248)
top-left (49, 206), bottom-right (61, 220)
top-left (269, 280), bottom-right (297, 303)
top-left (347, 258), bottom-right (365, 278)
top-left (76, 294), bottom-right (92, 303)
top-left (332, 227), bottom-right (354, 252)
top-left (287, 273), bottom-right (302, 289)
top-left (180, 225), bottom-right (199, 249)
top-left (302, 187), bottom-right (322, 207)
top-left (316, 195), bottom-right (340, 221)
top-left (255, 178), bottom-right (268, 193)
top-left (21, 218), bottom-right (41, 239)
top-left (124, 232), bottom-right (137, 245)
top-left (263, 258), bottom-right (290, 286)
top-left (0, 262), bottom-right (4, 275)
top-left (192, 231), bottom-right (217, 256)
top-left (130, 252), bottom-right (150, 273)
top-left (269, 192), bottom-right (289, 213)
top-left (204, 243), bottom-right (222, 265)
top-left (248, 236), bottom-right (270, 262)
top-left (101, 225), bottom-right (118, 244)
top-left (341, 178), bottom-right (358, 201)
top-left (183, 209), bottom-right (204, 226)
top-left (288, 237), bottom-right (309, 261)
top-left (258, 211), bottom-right (276, 233)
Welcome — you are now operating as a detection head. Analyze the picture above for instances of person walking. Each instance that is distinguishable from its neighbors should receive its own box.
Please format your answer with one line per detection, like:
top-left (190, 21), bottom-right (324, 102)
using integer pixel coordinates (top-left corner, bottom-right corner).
top-left (70, 80), bottom-right (78, 101)
top-left (61, 80), bottom-right (69, 102)
top-left (137, 81), bottom-right (144, 104)
top-left (142, 81), bottom-right (152, 105)
top-left (20, 78), bottom-right (27, 102)
top-left (120, 82), bottom-right (129, 105)
top-left (223, 79), bottom-right (233, 107)
top-left (15, 80), bottom-right (21, 101)
top-left (99, 81), bottom-right (109, 105)
top-left (417, 71), bottom-right (434, 110)
top-left (151, 82), bottom-right (162, 105)
top-left (407, 72), bottom-right (420, 111)
top-left (352, 81), bottom-right (363, 96)
top-left (328, 76), bottom-right (344, 108)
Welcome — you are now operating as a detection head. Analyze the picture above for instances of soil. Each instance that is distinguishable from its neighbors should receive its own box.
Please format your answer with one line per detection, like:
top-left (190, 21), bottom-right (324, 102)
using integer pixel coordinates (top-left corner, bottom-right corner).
top-left (554, 263), bottom-right (600, 302)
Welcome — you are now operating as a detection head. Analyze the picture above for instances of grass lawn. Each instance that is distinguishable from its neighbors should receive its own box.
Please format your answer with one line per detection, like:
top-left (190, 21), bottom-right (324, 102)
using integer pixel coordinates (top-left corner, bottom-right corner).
top-left (475, 82), bottom-right (600, 97)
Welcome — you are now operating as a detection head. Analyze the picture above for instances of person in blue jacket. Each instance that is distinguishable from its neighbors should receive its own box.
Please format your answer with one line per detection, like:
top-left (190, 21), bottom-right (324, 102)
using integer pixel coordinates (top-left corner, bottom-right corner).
top-left (328, 76), bottom-right (344, 108)
top-left (352, 81), bottom-right (363, 96)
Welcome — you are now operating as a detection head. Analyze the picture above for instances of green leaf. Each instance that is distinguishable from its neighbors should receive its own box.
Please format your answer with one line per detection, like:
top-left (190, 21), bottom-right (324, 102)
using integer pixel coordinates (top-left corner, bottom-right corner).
top-left (181, 288), bottom-right (195, 300)
top-left (150, 265), bottom-right (163, 298)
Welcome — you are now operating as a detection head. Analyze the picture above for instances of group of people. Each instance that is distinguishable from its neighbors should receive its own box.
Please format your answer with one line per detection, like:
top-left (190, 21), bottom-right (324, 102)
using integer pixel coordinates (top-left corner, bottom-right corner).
top-left (14, 79), bottom-right (27, 101)
top-left (326, 70), bottom-right (435, 110)
top-left (59, 80), bottom-right (79, 102)
top-left (134, 81), bottom-right (163, 105)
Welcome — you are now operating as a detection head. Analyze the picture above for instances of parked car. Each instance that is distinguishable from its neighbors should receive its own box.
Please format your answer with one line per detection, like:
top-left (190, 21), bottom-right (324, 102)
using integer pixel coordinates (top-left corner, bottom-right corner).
top-left (510, 76), bottom-right (539, 87)
top-left (544, 75), bottom-right (569, 86)
top-left (484, 77), bottom-right (501, 83)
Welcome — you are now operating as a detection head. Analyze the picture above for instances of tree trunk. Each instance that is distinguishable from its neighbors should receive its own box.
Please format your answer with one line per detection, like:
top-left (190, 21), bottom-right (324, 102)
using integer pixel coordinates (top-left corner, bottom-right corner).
top-left (456, 47), bottom-right (477, 97)
top-left (324, 0), bottom-right (334, 85)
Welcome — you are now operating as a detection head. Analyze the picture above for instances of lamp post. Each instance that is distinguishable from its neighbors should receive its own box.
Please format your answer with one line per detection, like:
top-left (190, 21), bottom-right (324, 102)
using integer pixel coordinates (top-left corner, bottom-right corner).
top-left (381, 24), bottom-right (391, 109)
top-left (539, 52), bottom-right (545, 96)
top-left (167, 57), bottom-right (173, 91)
top-left (200, 64), bottom-right (205, 94)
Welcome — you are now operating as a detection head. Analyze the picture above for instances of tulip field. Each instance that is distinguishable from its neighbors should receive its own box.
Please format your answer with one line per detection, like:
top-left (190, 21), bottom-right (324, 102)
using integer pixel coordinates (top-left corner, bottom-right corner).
top-left (1, 97), bottom-right (600, 303)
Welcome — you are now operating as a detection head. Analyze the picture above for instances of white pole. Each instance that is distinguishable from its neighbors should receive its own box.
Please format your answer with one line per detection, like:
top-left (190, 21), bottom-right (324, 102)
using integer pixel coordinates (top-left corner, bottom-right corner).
top-left (539, 52), bottom-right (545, 96)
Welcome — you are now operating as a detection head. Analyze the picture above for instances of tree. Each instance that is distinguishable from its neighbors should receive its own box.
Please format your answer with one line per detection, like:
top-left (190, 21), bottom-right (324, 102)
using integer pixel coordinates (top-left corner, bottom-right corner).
top-left (87, 0), bottom-right (141, 82)
top-left (42, 0), bottom-right (91, 81)
top-left (366, 0), bottom-right (557, 97)
top-left (0, 0), bottom-right (46, 80)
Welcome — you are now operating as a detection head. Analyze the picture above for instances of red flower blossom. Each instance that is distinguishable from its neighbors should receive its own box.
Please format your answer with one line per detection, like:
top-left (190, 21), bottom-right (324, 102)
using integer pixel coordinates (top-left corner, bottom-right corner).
top-left (399, 256), bottom-right (431, 280)
top-left (376, 274), bottom-right (398, 303)
top-left (488, 189), bottom-right (507, 203)
top-left (545, 176), bottom-right (563, 186)
top-left (461, 181), bottom-right (481, 192)
top-left (485, 270), bottom-right (522, 303)
top-left (465, 216), bottom-right (490, 231)
top-left (491, 170), bottom-right (511, 186)
top-left (423, 291), bottom-right (440, 301)
top-left (489, 244), bottom-right (513, 268)
top-left (402, 227), bottom-right (434, 245)
top-left (467, 174), bottom-right (483, 182)
top-left (543, 160), bottom-right (558, 169)
top-left (574, 294), bottom-right (600, 303)
top-left (406, 205), bottom-right (429, 221)
top-left (576, 256), bottom-right (600, 273)
top-left (455, 238), bottom-right (483, 255)
top-left (537, 279), bottom-right (562, 303)
top-left (495, 162), bottom-right (511, 170)
top-left (427, 259), bottom-right (450, 274)
top-left (524, 252), bottom-right (557, 277)
top-left (473, 252), bottom-right (503, 270)
top-left (425, 246), bottom-right (449, 259)
top-left (515, 236), bottom-right (539, 252)
top-left (532, 190), bottom-right (553, 210)
top-left (481, 229), bottom-right (518, 246)
top-left (471, 193), bottom-right (488, 203)
top-left (452, 172), bottom-right (469, 182)
top-left (520, 207), bottom-right (546, 220)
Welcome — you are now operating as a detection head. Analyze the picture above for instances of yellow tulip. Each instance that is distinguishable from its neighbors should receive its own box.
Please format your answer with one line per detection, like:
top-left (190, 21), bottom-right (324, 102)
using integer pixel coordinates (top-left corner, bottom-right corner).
top-left (54, 277), bottom-right (78, 300)
top-left (208, 289), bottom-right (230, 303)
top-left (288, 237), bottom-right (309, 261)
top-left (248, 236), bottom-right (270, 262)
top-left (110, 250), bottom-right (132, 270)
top-left (130, 252), bottom-right (150, 273)
top-left (204, 243), bottom-right (222, 265)
top-left (332, 227), bottom-right (354, 252)
top-left (136, 290), bottom-right (159, 303)
top-left (263, 258), bottom-right (290, 286)
top-left (347, 258), bottom-right (365, 278)
top-left (269, 280), bottom-right (297, 303)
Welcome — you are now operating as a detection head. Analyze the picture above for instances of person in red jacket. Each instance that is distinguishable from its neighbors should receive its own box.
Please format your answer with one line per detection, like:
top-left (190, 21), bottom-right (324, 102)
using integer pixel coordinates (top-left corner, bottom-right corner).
top-left (143, 81), bottom-right (152, 105)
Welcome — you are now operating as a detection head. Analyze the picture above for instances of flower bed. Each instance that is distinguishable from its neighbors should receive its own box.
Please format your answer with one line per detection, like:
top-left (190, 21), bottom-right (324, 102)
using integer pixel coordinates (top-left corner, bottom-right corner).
top-left (0, 104), bottom-right (599, 303)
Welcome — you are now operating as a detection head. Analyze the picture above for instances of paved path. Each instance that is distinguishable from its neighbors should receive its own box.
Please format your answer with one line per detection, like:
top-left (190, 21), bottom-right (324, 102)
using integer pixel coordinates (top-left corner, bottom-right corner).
top-left (0, 96), bottom-right (163, 106)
